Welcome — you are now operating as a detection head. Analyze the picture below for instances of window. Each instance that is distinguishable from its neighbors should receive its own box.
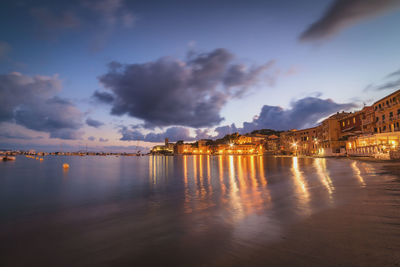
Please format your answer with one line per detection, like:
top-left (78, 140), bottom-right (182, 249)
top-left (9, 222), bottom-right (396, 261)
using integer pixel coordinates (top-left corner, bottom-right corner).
top-left (387, 100), bottom-right (389, 105)
top-left (374, 128), bottom-right (377, 132)
top-left (353, 117), bottom-right (356, 123)
top-left (382, 115), bottom-right (385, 121)
top-left (375, 106), bottom-right (378, 111)
top-left (376, 117), bottom-right (379, 122)
top-left (347, 120), bottom-right (350, 125)
top-left (379, 104), bottom-right (382, 109)
top-left (390, 112), bottom-right (393, 117)
top-left (397, 109), bottom-right (400, 115)
top-left (383, 126), bottom-right (386, 131)
top-left (342, 122), bottom-right (345, 127)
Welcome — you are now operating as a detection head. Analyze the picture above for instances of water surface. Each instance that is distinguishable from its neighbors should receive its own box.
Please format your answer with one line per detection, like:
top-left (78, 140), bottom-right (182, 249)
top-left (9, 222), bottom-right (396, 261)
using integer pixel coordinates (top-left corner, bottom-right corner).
top-left (0, 155), bottom-right (398, 266)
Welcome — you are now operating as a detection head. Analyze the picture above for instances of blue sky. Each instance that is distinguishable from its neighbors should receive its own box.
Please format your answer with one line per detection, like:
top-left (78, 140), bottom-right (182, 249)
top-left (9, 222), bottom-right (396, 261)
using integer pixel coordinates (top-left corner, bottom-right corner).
top-left (1, 0), bottom-right (400, 152)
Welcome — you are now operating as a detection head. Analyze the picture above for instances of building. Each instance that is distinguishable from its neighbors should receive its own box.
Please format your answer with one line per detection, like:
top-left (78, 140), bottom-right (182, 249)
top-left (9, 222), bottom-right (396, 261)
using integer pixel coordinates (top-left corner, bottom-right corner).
top-left (280, 127), bottom-right (318, 155)
top-left (360, 106), bottom-right (375, 134)
top-left (338, 111), bottom-right (363, 138)
top-left (212, 143), bottom-right (262, 155)
top-left (317, 112), bottom-right (350, 156)
top-left (151, 138), bottom-right (174, 154)
top-left (373, 89), bottom-right (400, 133)
top-left (265, 135), bottom-right (280, 153)
top-left (346, 132), bottom-right (400, 159)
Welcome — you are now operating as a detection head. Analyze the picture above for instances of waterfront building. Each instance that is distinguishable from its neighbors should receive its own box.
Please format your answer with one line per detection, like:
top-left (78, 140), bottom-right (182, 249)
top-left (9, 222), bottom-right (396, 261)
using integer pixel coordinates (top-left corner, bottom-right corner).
top-left (265, 135), bottom-right (280, 153)
top-left (213, 143), bottom-right (261, 155)
top-left (151, 138), bottom-right (174, 154)
top-left (346, 132), bottom-right (400, 159)
top-left (373, 89), bottom-right (400, 133)
top-left (360, 106), bottom-right (375, 134)
top-left (338, 111), bottom-right (363, 138)
top-left (280, 127), bottom-right (318, 155)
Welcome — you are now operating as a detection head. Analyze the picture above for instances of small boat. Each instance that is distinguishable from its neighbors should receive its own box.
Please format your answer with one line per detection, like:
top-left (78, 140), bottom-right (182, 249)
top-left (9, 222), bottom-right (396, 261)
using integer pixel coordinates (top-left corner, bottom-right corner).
top-left (3, 156), bottom-right (16, 161)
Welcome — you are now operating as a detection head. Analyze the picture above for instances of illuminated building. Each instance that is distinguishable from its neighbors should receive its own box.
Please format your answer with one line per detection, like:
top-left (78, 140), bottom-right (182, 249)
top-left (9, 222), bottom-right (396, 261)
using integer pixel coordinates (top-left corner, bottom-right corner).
top-left (280, 127), bottom-right (318, 155)
top-left (373, 89), bottom-right (400, 133)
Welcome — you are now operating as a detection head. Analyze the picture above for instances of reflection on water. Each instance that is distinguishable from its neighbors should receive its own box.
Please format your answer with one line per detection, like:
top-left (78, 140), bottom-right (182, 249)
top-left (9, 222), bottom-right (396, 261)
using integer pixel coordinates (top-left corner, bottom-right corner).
top-left (291, 157), bottom-right (310, 213)
top-left (314, 158), bottom-right (335, 198)
top-left (351, 161), bottom-right (366, 187)
top-left (0, 155), bottom-right (379, 266)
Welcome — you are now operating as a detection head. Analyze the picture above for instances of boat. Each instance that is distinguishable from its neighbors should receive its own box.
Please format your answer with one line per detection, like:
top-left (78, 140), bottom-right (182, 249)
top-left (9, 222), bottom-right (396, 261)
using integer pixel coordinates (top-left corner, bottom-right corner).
top-left (3, 156), bottom-right (16, 161)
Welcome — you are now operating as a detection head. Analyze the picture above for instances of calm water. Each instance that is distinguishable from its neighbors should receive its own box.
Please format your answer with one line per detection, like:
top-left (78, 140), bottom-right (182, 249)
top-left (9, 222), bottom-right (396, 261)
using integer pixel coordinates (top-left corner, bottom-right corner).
top-left (0, 155), bottom-right (395, 266)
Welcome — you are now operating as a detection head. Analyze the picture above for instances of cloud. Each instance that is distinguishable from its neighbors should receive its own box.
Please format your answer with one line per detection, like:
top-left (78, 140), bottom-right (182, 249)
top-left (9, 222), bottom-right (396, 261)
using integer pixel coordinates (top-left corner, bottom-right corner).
top-left (99, 137), bottom-right (109, 142)
top-left (0, 41), bottom-right (11, 60)
top-left (386, 68), bottom-right (400, 78)
top-left (214, 124), bottom-right (238, 138)
top-left (30, 7), bottom-right (80, 36)
top-left (238, 97), bottom-right (357, 131)
top-left (81, 0), bottom-right (136, 50)
top-left (119, 126), bottom-right (196, 142)
top-left (29, 0), bottom-right (135, 48)
top-left (0, 72), bottom-right (84, 140)
top-left (300, 0), bottom-right (400, 41)
top-left (375, 78), bottom-right (400, 91)
top-left (0, 129), bottom-right (35, 140)
top-left (93, 90), bottom-right (115, 103)
top-left (88, 136), bottom-right (96, 141)
top-left (96, 48), bottom-right (277, 128)
top-left (86, 117), bottom-right (104, 128)
top-left (365, 67), bottom-right (400, 91)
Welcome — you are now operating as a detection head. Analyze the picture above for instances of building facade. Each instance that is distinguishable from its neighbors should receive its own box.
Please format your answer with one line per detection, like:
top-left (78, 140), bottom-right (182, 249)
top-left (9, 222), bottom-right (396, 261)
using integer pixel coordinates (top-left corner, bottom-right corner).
top-left (373, 89), bottom-right (400, 133)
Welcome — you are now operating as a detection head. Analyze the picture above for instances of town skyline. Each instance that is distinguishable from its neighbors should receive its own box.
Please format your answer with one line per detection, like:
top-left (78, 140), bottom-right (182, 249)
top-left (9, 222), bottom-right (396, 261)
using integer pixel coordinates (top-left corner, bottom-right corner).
top-left (1, 0), bottom-right (400, 152)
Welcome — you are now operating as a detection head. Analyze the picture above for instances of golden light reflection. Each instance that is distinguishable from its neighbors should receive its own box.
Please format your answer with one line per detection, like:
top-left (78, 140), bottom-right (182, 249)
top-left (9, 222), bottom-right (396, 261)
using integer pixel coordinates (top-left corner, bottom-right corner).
top-left (351, 161), bottom-right (366, 187)
top-left (207, 155), bottom-right (212, 194)
top-left (291, 157), bottom-right (310, 206)
top-left (228, 155), bottom-right (244, 220)
top-left (183, 155), bottom-right (193, 214)
top-left (177, 154), bottom-right (276, 226)
top-left (249, 156), bottom-right (257, 188)
top-left (314, 158), bottom-right (334, 197)
top-left (218, 155), bottom-right (226, 195)
top-left (258, 156), bottom-right (267, 186)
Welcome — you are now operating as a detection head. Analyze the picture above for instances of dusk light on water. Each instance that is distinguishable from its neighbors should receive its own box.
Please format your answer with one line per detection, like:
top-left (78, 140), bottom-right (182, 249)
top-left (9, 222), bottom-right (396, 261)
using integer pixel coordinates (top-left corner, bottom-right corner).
top-left (1, 0), bottom-right (400, 266)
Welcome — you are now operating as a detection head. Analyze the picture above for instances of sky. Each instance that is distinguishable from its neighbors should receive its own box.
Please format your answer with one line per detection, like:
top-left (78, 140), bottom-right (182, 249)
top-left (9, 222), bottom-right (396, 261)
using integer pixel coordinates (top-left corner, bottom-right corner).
top-left (1, 0), bottom-right (400, 152)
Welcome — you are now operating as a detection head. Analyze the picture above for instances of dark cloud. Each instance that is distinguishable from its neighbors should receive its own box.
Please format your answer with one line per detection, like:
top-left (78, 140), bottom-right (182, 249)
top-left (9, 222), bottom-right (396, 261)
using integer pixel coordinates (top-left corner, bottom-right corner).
top-left (120, 126), bottom-right (195, 142)
top-left (29, 0), bottom-right (135, 48)
top-left (97, 48), bottom-right (276, 128)
top-left (375, 79), bottom-right (400, 91)
top-left (239, 97), bottom-right (357, 131)
top-left (88, 136), bottom-right (96, 141)
top-left (30, 7), bottom-right (81, 36)
top-left (81, 0), bottom-right (136, 50)
top-left (99, 137), bottom-right (109, 142)
top-left (31, 7), bottom-right (80, 29)
top-left (386, 68), bottom-right (400, 78)
top-left (86, 117), bottom-right (104, 128)
top-left (365, 67), bottom-right (400, 91)
top-left (93, 90), bottom-right (115, 103)
top-left (214, 124), bottom-right (238, 138)
top-left (0, 129), bottom-right (35, 140)
top-left (0, 72), bottom-right (84, 140)
top-left (300, 0), bottom-right (400, 41)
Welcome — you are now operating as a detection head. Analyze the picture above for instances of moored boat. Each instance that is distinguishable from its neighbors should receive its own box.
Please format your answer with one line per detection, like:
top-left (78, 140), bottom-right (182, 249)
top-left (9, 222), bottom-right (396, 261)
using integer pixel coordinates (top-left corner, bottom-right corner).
top-left (3, 156), bottom-right (16, 161)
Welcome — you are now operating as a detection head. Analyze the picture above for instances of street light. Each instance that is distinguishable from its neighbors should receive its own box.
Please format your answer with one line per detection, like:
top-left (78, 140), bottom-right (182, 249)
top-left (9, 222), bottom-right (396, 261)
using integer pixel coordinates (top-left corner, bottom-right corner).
top-left (292, 142), bottom-right (298, 156)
